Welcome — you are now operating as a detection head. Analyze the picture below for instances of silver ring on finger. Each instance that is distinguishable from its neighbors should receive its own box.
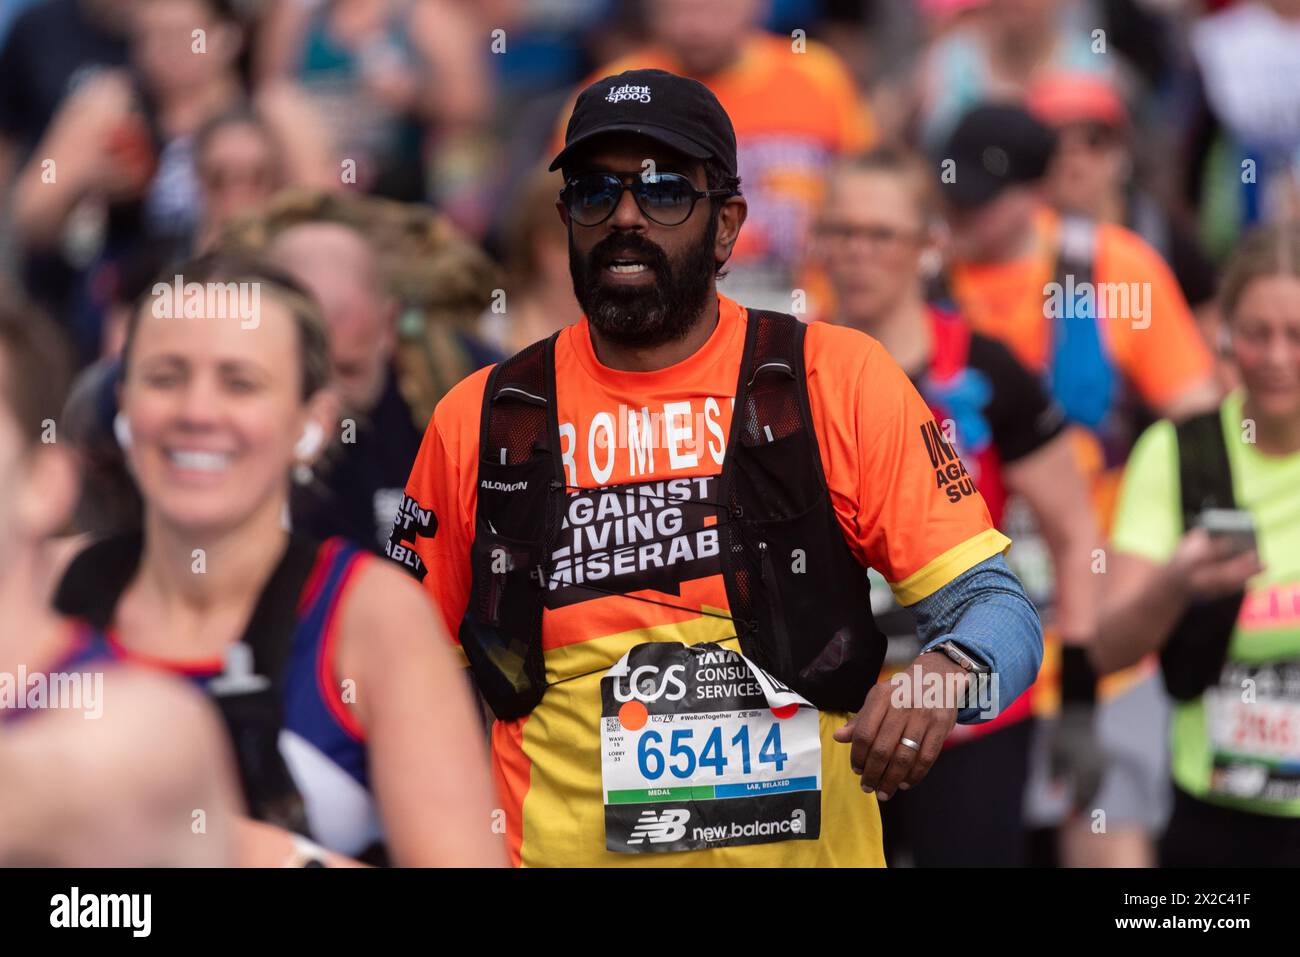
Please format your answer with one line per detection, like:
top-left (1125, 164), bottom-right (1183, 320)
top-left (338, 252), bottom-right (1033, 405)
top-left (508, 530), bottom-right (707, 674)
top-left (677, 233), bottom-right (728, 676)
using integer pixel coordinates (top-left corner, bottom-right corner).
top-left (899, 736), bottom-right (921, 751)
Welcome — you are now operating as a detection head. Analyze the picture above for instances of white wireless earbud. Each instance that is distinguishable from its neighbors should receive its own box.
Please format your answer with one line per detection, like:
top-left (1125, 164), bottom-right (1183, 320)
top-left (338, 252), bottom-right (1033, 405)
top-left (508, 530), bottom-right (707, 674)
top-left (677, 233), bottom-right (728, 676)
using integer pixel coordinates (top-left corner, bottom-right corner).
top-left (918, 247), bottom-right (943, 281)
top-left (294, 421), bottom-right (325, 461)
top-left (292, 422), bottom-right (325, 487)
top-left (113, 411), bottom-right (133, 449)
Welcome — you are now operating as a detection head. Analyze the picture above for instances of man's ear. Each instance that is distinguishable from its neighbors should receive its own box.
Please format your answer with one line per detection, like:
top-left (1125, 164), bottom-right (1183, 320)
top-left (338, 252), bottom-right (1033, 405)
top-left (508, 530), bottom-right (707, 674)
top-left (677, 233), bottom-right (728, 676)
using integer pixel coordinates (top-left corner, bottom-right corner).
top-left (714, 196), bottom-right (748, 267)
top-left (555, 198), bottom-right (571, 229)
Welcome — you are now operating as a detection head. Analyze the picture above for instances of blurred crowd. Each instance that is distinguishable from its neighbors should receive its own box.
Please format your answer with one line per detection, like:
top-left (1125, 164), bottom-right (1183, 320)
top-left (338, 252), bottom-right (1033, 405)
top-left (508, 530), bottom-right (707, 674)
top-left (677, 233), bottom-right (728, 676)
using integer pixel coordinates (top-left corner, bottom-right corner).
top-left (1, 0), bottom-right (1298, 867)
top-left (1, 0), bottom-right (1288, 341)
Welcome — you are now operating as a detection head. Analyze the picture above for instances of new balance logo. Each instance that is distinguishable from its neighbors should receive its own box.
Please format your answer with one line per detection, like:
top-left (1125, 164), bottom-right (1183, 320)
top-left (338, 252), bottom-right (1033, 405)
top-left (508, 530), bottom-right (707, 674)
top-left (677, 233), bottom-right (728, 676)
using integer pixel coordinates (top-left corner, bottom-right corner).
top-left (919, 421), bottom-right (975, 504)
top-left (626, 808), bottom-right (689, 845)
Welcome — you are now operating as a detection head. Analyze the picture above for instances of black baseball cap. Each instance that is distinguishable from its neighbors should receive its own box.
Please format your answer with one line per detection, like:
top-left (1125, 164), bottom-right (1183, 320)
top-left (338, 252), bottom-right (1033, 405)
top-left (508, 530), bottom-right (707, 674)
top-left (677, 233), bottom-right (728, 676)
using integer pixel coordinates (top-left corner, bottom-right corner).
top-left (937, 103), bottom-right (1057, 209)
top-left (549, 68), bottom-right (738, 180)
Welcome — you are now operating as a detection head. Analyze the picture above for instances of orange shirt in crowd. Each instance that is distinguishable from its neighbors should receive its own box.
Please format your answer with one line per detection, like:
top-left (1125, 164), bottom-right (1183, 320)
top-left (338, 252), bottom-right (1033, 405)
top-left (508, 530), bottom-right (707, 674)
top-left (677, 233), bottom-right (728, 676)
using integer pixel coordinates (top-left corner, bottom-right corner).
top-left (400, 295), bottom-right (1009, 866)
top-left (951, 206), bottom-right (1216, 703)
top-left (951, 208), bottom-right (1214, 420)
top-left (554, 33), bottom-right (874, 275)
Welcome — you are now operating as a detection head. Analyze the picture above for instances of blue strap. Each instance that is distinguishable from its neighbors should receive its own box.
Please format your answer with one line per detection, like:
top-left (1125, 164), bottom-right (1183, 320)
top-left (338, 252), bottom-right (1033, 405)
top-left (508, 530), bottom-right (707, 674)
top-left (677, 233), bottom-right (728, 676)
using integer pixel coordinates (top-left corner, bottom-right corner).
top-left (923, 369), bottom-right (994, 455)
top-left (1048, 218), bottom-right (1116, 431)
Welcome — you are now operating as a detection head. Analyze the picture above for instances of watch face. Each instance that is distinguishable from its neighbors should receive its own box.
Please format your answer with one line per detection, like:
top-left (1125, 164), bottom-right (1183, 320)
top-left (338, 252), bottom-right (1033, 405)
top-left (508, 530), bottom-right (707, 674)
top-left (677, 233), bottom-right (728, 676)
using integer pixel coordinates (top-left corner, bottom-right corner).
top-left (942, 642), bottom-right (982, 673)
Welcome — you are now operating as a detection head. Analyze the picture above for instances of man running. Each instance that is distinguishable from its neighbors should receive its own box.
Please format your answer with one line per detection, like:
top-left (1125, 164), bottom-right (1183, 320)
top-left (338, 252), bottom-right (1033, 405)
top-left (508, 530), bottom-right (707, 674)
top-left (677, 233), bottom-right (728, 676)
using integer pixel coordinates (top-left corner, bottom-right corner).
top-left (390, 69), bottom-right (1043, 867)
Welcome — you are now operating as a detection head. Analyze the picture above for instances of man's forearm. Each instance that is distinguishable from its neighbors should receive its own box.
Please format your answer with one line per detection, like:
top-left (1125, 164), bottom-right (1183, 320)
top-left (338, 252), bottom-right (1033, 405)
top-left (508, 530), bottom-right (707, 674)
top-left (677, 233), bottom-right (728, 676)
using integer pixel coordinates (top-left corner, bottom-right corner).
top-left (907, 554), bottom-right (1044, 723)
top-left (1037, 512), bottom-right (1099, 644)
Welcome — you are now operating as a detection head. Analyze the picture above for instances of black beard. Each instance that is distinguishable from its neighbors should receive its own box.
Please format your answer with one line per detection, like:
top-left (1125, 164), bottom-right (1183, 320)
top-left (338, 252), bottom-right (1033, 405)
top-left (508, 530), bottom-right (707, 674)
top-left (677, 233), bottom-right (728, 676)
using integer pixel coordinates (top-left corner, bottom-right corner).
top-left (568, 217), bottom-right (718, 348)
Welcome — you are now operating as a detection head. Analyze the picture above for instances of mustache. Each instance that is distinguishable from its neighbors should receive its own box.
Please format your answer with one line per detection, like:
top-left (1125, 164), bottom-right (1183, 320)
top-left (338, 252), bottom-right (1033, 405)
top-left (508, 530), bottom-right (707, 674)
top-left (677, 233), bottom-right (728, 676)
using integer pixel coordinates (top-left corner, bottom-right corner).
top-left (587, 233), bottom-right (672, 274)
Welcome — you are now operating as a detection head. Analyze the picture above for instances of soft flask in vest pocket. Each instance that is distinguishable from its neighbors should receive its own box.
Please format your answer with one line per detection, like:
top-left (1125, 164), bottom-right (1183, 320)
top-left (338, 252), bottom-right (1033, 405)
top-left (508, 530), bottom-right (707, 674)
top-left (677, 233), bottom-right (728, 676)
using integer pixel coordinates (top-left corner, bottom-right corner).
top-left (459, 337), bottom-right (561, 720)
top-left (718, 312), bottom-right (886, 713)
top-left (459, 508), bottom-right (551, 719)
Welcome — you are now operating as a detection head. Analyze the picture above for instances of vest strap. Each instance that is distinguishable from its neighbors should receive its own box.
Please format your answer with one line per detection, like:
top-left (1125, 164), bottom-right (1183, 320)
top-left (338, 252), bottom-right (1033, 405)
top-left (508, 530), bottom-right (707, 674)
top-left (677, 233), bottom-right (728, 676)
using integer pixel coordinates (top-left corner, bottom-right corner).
top-left (54, 531), bottom-right (324, 834)
top-left (1161, 409), bottom-right (1245, 701)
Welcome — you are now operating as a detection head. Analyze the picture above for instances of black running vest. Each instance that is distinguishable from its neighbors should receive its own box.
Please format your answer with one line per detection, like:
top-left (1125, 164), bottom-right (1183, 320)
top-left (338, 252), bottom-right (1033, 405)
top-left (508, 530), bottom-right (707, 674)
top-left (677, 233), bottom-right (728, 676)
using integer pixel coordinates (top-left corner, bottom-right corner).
top-left (459, 309), bottom-right (887, 720)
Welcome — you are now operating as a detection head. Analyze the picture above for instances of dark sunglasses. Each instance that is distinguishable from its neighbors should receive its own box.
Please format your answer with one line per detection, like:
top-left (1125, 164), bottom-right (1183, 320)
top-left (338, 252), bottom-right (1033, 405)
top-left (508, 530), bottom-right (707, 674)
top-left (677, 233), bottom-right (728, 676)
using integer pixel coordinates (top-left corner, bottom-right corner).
top-left (560, 171), bottom-right (735, 227)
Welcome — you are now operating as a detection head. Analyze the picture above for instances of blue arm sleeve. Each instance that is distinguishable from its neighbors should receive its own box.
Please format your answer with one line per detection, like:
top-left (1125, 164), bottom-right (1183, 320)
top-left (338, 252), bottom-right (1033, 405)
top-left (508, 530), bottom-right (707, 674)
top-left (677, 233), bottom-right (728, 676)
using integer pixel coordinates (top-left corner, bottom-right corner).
top-left (907, 553), bottom-right (1043, 724)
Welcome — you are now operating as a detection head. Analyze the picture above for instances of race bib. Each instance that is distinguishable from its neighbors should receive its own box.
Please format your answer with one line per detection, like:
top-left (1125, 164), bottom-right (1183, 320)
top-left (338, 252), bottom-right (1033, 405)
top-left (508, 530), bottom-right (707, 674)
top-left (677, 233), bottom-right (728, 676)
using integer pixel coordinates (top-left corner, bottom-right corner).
top-left (600, 641), bottom-right (821, 854)
top-left (1205, 662), bottom-right (1300, 802)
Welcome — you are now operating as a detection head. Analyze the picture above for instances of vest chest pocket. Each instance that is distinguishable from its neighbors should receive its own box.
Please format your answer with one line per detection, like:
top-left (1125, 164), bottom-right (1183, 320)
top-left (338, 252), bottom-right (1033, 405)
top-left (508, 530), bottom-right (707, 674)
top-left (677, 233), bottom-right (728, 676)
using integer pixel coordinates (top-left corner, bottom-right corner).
top-left (461, 528), bottom-right (550, 719)
top-left (725, 428), bottom-right (881, 712)
top-left (461, 455), bottom-right (558, 720)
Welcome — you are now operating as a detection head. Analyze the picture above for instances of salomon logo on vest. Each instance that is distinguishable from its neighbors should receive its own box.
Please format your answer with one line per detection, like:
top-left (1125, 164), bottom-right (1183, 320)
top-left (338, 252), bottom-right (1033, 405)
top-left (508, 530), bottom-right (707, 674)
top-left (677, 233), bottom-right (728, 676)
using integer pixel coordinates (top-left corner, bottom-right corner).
top-left (480, 480), bottom-right (528, 492)
top-left (919, 421), bottom-right (975, 504)
top-left (627, 808), bottom-right (689, 844)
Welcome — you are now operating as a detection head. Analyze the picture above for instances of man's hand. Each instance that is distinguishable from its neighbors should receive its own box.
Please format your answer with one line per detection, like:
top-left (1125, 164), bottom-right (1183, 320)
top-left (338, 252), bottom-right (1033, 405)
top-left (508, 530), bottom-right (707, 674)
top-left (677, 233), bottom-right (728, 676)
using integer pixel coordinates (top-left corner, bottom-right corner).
top-left (832, 651), bottom-right (968, 800)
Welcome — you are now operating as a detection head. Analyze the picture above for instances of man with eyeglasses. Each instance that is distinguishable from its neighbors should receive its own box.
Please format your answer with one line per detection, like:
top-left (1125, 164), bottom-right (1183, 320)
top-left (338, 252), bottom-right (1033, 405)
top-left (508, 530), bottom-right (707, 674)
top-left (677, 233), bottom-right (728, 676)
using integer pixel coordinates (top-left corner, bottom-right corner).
top-left (553, 0), bottom-right (874, 314)
top-left (389, 69), bottom-right (1043, 867)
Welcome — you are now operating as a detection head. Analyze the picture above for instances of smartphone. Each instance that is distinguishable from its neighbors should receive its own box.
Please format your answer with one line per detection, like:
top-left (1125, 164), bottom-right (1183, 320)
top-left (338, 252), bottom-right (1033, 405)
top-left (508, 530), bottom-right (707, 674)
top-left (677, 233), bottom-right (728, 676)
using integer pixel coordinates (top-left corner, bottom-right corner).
top-left (1195, 508), bottom-right (1258, 556)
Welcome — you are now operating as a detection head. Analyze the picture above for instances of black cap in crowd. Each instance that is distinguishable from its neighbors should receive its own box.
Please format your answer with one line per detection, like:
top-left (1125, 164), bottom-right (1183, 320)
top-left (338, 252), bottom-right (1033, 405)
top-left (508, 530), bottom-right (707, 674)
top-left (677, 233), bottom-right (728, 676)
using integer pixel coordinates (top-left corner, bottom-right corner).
top-left (549, 68), bottom-right (738, 179)
top-left (937, 103), bottom-right (1058, 209)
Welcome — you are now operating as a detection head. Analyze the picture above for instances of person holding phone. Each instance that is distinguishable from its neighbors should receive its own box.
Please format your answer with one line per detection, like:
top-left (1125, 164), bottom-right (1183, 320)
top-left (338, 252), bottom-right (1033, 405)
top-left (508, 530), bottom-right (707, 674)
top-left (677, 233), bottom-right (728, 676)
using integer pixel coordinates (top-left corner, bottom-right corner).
top-left (1094, 223), bottom-right (1300, 865)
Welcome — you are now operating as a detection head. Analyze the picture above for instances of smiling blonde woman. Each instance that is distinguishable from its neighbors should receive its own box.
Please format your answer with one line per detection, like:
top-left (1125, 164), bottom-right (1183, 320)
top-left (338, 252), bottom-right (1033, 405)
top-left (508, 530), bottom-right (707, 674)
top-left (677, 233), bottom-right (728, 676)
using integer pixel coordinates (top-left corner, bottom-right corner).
top-left (55, 251), bottom-right (504, 867)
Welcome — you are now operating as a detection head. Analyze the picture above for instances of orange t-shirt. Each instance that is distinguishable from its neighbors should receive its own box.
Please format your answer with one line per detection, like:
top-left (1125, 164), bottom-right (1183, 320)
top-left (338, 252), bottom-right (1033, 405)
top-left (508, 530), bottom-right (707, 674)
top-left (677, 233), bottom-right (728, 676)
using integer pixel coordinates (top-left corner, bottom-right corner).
top-left (553, 33), bottom-right (874, 272)
top-left (951, 207), bottom-right (1215, 702)
top-left (950, 208), bottom-right (1213, 418)
top-left (399, 295), bottom-right (1009, 866)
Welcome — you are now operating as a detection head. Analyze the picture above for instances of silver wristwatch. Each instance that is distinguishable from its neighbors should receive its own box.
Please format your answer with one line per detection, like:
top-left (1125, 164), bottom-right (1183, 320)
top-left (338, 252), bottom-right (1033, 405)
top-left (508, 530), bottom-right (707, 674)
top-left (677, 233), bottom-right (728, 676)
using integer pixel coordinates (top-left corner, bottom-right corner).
top-left (930, 640), bottom-right (991, 675)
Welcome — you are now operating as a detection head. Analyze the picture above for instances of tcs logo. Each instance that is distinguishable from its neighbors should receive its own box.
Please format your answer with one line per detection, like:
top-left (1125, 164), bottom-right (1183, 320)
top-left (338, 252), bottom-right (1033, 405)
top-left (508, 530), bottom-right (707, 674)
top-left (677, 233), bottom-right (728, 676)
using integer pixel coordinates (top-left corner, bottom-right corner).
top-left (613, 664), bottom-right (687, 703)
